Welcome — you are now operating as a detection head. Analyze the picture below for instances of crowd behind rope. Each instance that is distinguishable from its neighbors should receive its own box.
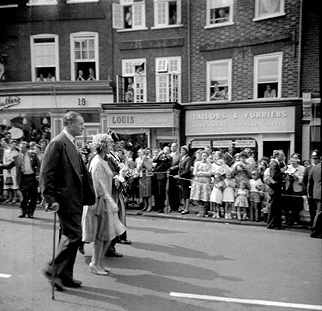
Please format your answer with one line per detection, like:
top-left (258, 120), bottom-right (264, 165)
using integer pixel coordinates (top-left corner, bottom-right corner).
top-left (0, 134), bottom-right (320, 235)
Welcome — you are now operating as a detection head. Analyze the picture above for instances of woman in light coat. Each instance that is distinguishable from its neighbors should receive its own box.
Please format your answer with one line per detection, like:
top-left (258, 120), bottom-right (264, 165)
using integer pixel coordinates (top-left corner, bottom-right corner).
top-left (82, 134), bottom-right (126, 275)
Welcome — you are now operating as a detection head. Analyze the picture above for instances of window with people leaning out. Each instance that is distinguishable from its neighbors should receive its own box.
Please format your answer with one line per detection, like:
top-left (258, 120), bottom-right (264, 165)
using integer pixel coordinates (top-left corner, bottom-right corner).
top-left (112, 0), bottom-right (146, 30)
top-left (30, 35), bottom-right (59, 82)
top-left (254, 52), bottom-right (282, 99)
top-left (117, 59), bottom-right (146, 103)
top-left (208, 59), bottom-right (231, 101)
top-left (71, 33), bottom-right (98, 81)
top-left (154, 0), bottom-right (181, 27)
top-left (207, 0), bottom-right (233, 26)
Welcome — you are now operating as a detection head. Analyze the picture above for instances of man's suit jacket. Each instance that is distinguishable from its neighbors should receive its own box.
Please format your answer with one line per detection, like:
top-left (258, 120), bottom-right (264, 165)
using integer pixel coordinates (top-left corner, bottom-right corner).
top-left (308, 163), bottom-right (321, 201)
top-left (40, 132), bottom-right (95, 238)
top-left (15, 151), bottom-right (40, 187)
top-left (268, 159), bottom-right (284, 193)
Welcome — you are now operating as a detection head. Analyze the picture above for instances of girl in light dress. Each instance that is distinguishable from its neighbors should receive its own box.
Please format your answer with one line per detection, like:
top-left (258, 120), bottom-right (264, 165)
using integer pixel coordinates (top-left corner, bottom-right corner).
top-left (222, 171), bottom-right (236, 219)
top-left (249, 170), bottom-right (264, 221)
top-left (234, 181), bottom-right (249, 220)
top-left (210, 173), bottom-right (225, 218)
top-left (190, 151), bottom-right (212, 217)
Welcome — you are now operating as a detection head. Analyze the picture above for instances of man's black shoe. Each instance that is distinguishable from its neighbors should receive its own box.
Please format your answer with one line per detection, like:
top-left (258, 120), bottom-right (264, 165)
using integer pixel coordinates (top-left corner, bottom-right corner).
top-left (310, 232), bottom-right (322, 239)
top-left (42, 269), bottom-right (65, 291)
top-left (18, 214), bottom-right (26, 218)
top-left (62, 278), bottom-right (82, 288)
top-left (119, 239), bottom-right (132, 245)
top-left (28, 215), bottom-right (34, 219)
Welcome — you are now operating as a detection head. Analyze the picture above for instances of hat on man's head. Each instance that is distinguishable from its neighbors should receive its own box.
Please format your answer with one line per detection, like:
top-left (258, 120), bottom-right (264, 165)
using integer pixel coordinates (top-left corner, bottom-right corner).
top-left (181, 145), bottom-right (189, 154)
top-left (311, 150), bottom-right (320, 159)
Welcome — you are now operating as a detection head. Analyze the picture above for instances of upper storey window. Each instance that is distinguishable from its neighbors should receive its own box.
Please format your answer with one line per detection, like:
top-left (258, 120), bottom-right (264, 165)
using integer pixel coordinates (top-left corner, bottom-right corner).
top-left (112, 0), bottom-right (146, 31)
top-left (153, 0), bottom-right (181, 28)
top-left (254, 0), bottom-right (285, 21)
top-left (206, 0), bottom-right (233, 28)
top-left (30, 34), bottom-right (59, 82)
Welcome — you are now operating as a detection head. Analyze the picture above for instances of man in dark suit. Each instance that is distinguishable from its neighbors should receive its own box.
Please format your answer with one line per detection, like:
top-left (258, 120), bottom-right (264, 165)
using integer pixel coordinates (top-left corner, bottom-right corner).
top-left (266, 150), bottom-right (285, 229)
top-left (16, 141), bottom-right (40, 218)
top-left (308, 162), bottom-right (321, 238)
top-left (40, 111), bottom-right (95, 291)
top-left (168, 143), bottom-right (180, 212)
top-left (303, 150), bottom-right (320, 227)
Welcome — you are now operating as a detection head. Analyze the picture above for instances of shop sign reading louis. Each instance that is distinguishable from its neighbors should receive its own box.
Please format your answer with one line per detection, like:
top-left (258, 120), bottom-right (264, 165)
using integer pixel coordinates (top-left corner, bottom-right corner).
top-left (112, 115), bottom-right (135, 124)
top-left (0, 96), bottom-right (20, 110)
top-left (186, 107), bottom-right (295, 136)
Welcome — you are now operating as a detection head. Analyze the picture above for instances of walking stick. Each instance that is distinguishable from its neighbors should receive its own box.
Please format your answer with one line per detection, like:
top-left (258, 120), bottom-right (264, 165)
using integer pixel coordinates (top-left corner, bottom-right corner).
top-left (45, 202), bottom-right (59, 300)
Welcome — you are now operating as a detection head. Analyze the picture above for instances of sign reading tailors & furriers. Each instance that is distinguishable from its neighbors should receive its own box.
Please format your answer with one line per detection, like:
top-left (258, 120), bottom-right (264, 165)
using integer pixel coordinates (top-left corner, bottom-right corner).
top-left (186, 107), bottom-right (295, 136)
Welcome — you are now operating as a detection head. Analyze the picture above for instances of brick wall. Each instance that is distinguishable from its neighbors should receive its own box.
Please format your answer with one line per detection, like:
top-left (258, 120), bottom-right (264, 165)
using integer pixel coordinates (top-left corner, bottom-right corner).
top-left (190, 0), bottom-right (301, 102)
top-left (0, 1), bottom-right (112, 82)
top-left (301, 1), bottom-right (320, 94)
top-left (111, 0), bottom-right (188, 103)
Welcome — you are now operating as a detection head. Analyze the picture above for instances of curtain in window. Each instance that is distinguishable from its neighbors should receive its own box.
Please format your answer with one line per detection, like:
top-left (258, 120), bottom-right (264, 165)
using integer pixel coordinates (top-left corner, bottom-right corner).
top-left (258, 0), bottom-right (280, 15)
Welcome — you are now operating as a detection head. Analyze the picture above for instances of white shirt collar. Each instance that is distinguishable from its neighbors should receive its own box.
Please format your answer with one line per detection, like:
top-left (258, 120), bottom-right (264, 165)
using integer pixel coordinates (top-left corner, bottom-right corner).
top-left (63, 128), bottom-right (75, 145)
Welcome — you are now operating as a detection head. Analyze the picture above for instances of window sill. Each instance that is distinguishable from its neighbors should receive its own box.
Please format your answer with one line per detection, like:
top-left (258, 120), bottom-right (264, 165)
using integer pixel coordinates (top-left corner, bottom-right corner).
top-left (204, 22), bottom-right (234, 29)
top-left (151, 24), bottom-right (184, 30)
top-left (116, 27), bottom-right (149, 33)
top-left (253, 13), bottom-right (286, 22)
top-left (67, 0), bottom-right (98, 3)
top-left (254, 96), bottom-right (281, 100)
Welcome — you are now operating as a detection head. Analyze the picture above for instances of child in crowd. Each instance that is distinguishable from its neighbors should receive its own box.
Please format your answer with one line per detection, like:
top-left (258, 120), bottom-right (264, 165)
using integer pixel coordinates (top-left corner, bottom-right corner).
top-left (234, 181), bottom-right (249, 220)
top-left (249, 170), bottom-right (264, 221)
top-left (210, 173), bottom-right (225, 218)
top-left (222, 171), bottom-right (236, 219)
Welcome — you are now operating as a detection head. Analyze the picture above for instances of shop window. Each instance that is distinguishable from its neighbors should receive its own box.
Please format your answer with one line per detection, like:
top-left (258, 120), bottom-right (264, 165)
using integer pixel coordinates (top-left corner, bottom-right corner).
top-left (254, 0), bottom-right (284, 20)
top-left (28, 0), bottom-right (57, 5)
top-left (207, 59), bottom-right (231, 101)
top-left (70, 32), bottom-right (99, 81)
top-left (112, 0), bottom-right (146, 30)
top-left (254, 52), bottom-right (282, 99)
top-left (155, 57), bottom-right (181, 102)
top-left (30, 34), bottom-right (59, 82)
top-left (154, 0), bottom-right (181, 27)
top-left (206, 0), bottom-right (233, 27)
top-left (117, 58), bottom-right (146, 103)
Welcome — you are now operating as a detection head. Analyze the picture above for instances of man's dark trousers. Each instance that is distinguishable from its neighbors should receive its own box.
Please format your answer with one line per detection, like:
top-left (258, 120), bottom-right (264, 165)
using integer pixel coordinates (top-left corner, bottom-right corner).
top-left (20, 173), bottom-right (38, 217)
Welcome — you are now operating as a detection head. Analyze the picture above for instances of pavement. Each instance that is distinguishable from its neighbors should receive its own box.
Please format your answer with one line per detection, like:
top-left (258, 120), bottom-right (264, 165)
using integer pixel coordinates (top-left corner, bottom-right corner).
top-left (0, 204), bottom-right (321, 311)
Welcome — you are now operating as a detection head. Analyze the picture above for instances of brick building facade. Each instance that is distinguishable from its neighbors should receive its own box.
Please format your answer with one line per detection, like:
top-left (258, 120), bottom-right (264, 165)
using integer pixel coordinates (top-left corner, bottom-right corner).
top-left (185, 0), bottom-right (303, 160)
top-left (0, 0), bottom-right (113, 141)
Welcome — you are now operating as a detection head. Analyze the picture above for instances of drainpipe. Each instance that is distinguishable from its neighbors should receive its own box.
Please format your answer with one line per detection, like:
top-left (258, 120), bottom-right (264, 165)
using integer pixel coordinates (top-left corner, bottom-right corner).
top-left (187, 0), bottom-right (191, 103)
top-left (297, 0), bottom-right (303, 98)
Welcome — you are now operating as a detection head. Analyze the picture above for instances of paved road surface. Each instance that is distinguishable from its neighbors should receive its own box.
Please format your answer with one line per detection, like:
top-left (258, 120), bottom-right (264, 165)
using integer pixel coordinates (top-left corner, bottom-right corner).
top-left (0, 205), bottom-right (321, 311)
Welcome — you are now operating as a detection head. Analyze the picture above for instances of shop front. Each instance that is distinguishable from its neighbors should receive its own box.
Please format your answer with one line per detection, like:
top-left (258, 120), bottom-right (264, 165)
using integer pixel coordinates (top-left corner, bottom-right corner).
top-left (101, 103), bottom-right (181, 149)
top-left (0, 81), bottom-right (113, 143)
top-left (185, 102), bottom-right (300, 160)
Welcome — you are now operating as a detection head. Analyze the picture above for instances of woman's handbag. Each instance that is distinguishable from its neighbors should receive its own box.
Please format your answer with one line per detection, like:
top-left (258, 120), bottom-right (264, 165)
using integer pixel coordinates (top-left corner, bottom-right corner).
top-left (5, 175), bottom-right (13, 186)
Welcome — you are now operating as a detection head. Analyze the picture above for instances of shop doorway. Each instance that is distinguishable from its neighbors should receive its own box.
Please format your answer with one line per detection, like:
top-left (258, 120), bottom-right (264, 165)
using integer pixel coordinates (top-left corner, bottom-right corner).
top-left (117, 133), bottom-right (148, 151)
top-left (263, 141), bottom-right (290, 159)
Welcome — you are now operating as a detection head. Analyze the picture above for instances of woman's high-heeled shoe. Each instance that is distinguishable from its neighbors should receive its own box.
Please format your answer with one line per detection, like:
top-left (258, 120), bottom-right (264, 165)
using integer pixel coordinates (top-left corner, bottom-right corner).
top-left (102, 266), bottom-right (111, 273)
top-left (89, 262), bottom-right (108, 275)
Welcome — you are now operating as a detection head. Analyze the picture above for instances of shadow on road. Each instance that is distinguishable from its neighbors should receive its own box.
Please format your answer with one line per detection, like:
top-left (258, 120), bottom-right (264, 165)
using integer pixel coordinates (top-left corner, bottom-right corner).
top-left (127, 225), bottom-right (185, 234)
top-left (131, 241), bottom-right (233, 262)
top-left (105, 255), bottom-right (242, 283)
top-left (61, 286), bottom-right (218, 311)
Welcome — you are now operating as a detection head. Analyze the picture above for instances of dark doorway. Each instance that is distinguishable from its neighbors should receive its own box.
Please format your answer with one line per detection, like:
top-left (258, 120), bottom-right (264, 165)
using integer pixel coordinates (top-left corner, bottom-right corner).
top-left (263, 141), bottom-right (290, 159)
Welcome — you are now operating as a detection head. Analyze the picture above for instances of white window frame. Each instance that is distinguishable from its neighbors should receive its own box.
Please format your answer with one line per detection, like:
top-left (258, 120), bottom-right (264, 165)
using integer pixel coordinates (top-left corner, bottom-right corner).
top-left (205, 0), bottom-right (234, 28)
top-left (153, 0), bottom-right (182, 29)
top-left (155, 56), bottom-right (181, 103)
top-left (121, 58), bottom-right (147, 103)
top-left (253, 52), bottom-right (283, 99)
top-left (30, 34), bottom-right (60, 82)
top-left (70, 32), bottom-right (99, 81)
top-left (112, 0), bottom-right (147, 31)
top-left (67, 0), bottom-right (99, 3)
top-left (27, 0), bottom-right (57, 6)
top-left (207, 59), bottom-right (232, 102)
top-left (253, 0), bottom-right (285, 21)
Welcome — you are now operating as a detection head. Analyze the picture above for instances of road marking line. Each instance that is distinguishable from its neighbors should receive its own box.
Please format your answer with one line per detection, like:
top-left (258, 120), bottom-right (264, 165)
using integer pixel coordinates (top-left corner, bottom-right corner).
top-left (169, 292), bottom-right (322, 310)
top-left (0, 273), bottom-right (12, 278)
